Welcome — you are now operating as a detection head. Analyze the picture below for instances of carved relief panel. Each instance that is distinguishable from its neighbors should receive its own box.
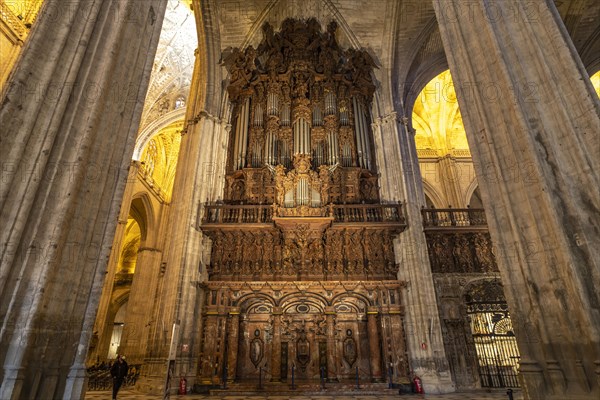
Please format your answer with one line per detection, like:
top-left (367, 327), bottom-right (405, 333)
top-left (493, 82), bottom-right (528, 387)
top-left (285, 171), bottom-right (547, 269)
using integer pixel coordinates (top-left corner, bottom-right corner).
top-left (205, 226), bottom-right (399, 281)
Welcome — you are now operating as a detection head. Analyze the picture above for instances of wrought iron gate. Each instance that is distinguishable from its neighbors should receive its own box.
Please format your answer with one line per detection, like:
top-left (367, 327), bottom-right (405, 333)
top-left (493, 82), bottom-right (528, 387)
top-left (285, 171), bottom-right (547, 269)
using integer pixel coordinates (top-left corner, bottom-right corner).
top-left (466, 281), bottom-right (520, 388)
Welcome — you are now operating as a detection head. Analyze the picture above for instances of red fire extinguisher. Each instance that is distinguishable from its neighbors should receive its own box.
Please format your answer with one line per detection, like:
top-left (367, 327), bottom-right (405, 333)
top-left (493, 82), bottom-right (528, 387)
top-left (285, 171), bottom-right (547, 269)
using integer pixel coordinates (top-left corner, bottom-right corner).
top-left (178, 376), bottom-right (187, 395)
top-left (413, 375), bottom-right (424, 394)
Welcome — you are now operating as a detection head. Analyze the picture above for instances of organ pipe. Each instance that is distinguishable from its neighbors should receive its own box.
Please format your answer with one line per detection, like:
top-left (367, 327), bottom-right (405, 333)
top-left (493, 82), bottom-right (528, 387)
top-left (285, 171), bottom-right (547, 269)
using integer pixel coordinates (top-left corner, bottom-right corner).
top-left (280, 104), bottom-right (290, 126)
top-left (325, 91), bottom-right (337, 115)
top-left (293, 118), bottom-right (311, 154)
top-left (233, 97), bottom-right (250, 170)
top-left (359, 101), bottom-right (371, 170)
top-left (241, 98), bottom-right (249, 169)
top-left (223, 19), bottom-right (380, 208)
top-left (359, 101), bottom-right (368, 169)
top-left (253, 103), bottom-right (264, 127)
top-left (267, 92), bottom-right (279, 116)
top-left (233, 104), bottom-right (241, 170)
top-left (353, 97), bottom-right (365, 168)
top-left (327, 131), bottom-right (339, 165)
top-left (340, 109), bottom-right (349, 126)
top-left (265, 130), bottom-right (274, 165)
top-left (313, 106), bottom-right (323, 126)
top-left (342, 143), bottom-right (352, 167)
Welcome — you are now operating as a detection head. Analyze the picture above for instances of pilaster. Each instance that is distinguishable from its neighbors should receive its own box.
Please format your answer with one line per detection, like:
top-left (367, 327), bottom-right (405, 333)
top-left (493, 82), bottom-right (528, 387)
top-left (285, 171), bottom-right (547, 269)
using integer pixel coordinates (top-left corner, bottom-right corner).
top-left (372, 112), bottom-right (455, 393)
top-left (270, 308), bottom-right (282, 382)
top-left (325, 308), bottom-right (338, 382)
top-left (367, 307), bottom-right (383, 382)
top-left (226, 309), bottom-right (240, 382)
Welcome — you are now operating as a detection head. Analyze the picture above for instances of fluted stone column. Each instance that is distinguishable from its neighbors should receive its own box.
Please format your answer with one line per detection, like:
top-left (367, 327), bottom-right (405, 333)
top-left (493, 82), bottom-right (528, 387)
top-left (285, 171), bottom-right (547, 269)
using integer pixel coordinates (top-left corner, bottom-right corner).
top-left (367, 307), bottom-right (383, 382)
top-left (139, 111), bottom-right (230, 393)
top-left (325, 308), bottom-right (338, 382)
top-left (438, 156), bottom-right (464, 207)
top-left (89, 161), bottom-right (141, 364)
top-left (0, 1), bottom-right (167, 399)
top-left (270, 308), bottom-right (282, 382)
top-left (139, 2), bottom-right (231, 384)
top-left (226, 309), bottom-right (240, 382)
top-left (119, 246), bottom-right (162, 364)
top-left (433, 1), bottom-right (600, 399)
top-left (372, 113), bottom-right (454, 393)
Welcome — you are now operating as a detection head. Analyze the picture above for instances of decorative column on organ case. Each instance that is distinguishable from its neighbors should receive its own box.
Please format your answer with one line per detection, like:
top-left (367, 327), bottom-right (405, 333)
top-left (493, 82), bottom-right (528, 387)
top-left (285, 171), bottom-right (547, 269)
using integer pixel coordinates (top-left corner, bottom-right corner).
top-left (232, 97), bottom-right (250, 170)
top-left (325, 307), bottom-right (338, 382)
top-left (367, 306), bottom-right (383, 382)
top-left (270, 307), bottom-right (282, 382)
top-left (226, 308), bottom-right (241, 382)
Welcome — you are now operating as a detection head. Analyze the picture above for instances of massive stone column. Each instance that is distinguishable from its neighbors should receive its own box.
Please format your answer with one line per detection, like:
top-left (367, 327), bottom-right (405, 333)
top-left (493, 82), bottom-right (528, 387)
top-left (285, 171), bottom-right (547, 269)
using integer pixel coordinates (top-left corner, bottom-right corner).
top-left (88, 161), bottom-right (140, 364)
top-left (433, 1), bottom-right (600, 399)
top-left (0, 1), bottom-right (167, 398)
top-left (139, 14), bottom-right (230, 387)
top-left (372, 113), bottom-right (454, 393)
top-left (119, 245), bottom-right (163, 364)
top-left (139, 110), bottom-right (230, 393)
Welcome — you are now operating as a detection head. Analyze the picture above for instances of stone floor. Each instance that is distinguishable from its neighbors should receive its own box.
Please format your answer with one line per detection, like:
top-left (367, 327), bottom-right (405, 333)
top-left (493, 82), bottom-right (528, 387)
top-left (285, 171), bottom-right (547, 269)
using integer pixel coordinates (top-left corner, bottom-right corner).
top-left (85, 388), bottom-right (523, 399)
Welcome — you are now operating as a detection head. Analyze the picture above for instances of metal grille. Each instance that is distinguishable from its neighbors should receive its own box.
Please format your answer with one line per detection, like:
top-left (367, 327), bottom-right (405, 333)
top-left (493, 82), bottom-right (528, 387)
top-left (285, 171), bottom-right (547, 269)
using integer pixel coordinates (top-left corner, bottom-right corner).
top-left (467, 301), bottom-right (520, 388)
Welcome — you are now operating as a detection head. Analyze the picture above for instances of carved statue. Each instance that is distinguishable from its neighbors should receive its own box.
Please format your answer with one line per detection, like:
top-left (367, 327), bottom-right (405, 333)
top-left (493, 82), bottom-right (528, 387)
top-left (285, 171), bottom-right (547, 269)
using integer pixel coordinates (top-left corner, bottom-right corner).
top-left (343, 335), bottom-right (357, 366)
top-left (318, 165), bottom-right (331, 204)
top-left (273, 164), bottom-right (287, 205)
top-left (250, 337), bottom-right (263, 368)
top-left (474, 233), bottom-right (496, 272)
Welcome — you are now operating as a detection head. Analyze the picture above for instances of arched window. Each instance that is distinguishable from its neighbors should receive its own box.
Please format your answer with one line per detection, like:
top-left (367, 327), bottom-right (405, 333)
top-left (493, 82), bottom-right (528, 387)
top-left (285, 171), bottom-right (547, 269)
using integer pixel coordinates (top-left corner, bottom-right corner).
top-left (174, 96), bottom-right (186, 109)
top-left (590, 70), bottom-right (600, 97)
top-left (468, 187), bottom-right (484, 209)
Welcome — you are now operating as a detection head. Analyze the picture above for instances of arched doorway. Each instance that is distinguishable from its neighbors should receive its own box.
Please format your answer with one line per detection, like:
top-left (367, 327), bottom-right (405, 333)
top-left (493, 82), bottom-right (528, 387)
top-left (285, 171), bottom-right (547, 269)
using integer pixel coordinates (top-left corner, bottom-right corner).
top-left (108, 301), bottom-right (129, 359)
top-left (465, 280), bottom-right (520, 388)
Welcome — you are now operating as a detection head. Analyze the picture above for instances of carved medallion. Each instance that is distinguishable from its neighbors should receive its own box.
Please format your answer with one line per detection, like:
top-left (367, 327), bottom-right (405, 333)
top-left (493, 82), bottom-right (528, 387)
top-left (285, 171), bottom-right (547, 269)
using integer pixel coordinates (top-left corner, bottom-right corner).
top-left (343, 330), bottom-right (358, 367)
top-left (250, 330), bottom-right (264, 368)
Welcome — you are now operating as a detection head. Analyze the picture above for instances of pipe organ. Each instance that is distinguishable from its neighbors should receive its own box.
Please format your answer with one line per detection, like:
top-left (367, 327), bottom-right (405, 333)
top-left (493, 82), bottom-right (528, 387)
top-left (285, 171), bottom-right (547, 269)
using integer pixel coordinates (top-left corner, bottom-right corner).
top-left (222, 18), bottom-right (380, 209)
top-left (200, 19), bottom-right (408, 388)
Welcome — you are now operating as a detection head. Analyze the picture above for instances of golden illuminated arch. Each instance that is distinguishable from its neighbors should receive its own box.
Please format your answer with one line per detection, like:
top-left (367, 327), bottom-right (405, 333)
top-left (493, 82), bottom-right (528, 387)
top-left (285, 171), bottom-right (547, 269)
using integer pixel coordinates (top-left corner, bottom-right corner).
top-left (591, 70), bottom-right (600, 97)
top-left (6, 0), bottom-right (43, 26)
top-left (412, 70), bottom-right (470, 157)
top-left (118, 218), bottom-right (141, 275)
top-left (0, 0), bottom-right (44, 85)
top-left (139, 120), bottom-right (183, 201)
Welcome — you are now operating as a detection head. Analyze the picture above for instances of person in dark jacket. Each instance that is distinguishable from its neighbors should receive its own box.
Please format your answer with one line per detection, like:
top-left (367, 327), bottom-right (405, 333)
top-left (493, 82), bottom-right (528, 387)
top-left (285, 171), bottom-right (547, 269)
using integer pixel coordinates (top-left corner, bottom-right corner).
top-left (110, 354), bottom-right (128, 399)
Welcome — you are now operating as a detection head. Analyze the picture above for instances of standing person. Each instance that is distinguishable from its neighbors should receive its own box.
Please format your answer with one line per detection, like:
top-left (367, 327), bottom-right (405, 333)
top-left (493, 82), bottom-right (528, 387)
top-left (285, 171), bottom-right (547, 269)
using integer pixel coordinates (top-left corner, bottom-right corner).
top-left (110, 354), bottom-right (128, 400)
